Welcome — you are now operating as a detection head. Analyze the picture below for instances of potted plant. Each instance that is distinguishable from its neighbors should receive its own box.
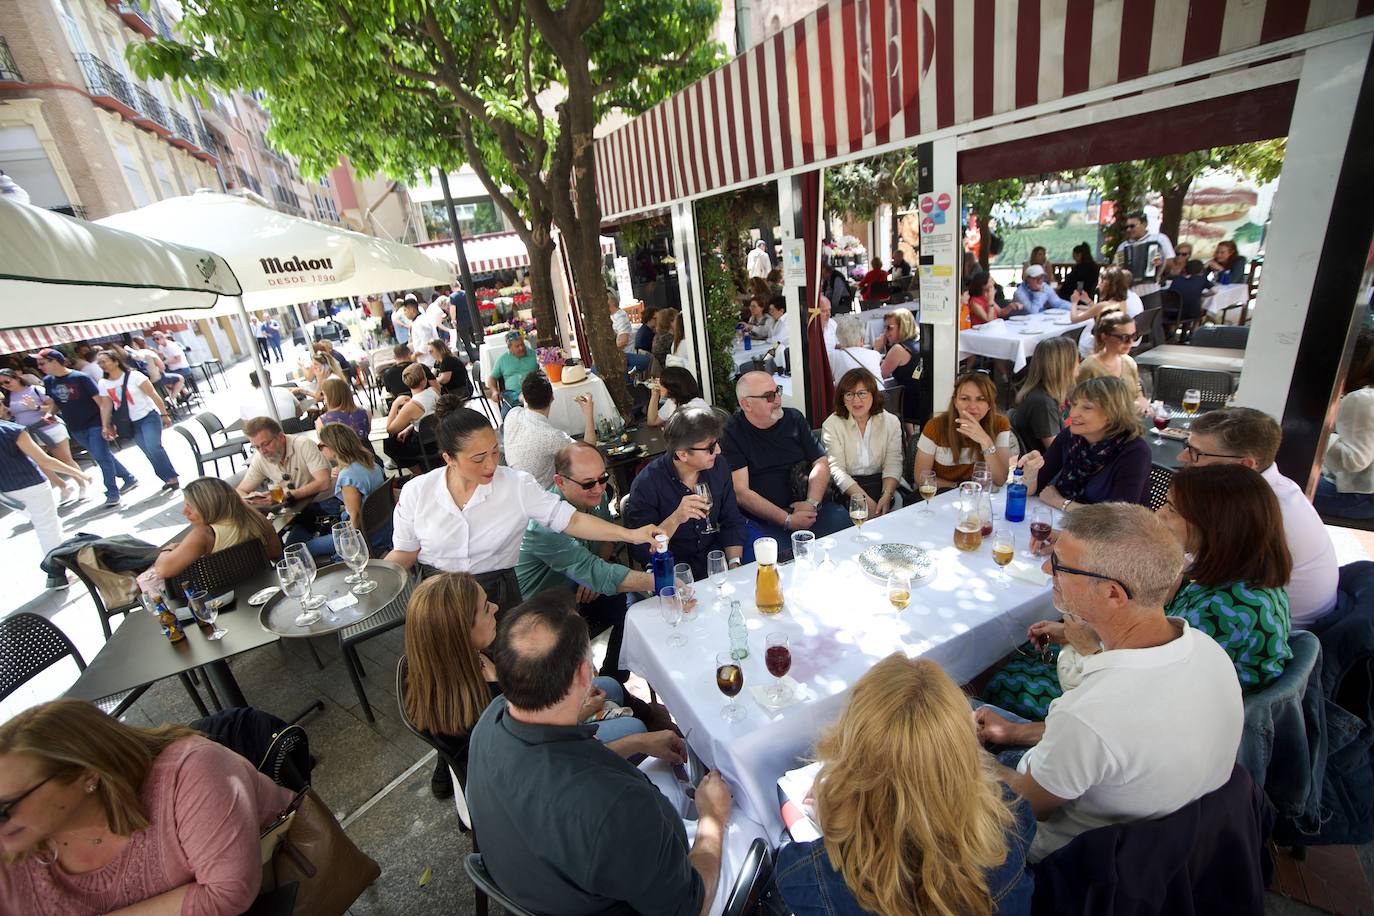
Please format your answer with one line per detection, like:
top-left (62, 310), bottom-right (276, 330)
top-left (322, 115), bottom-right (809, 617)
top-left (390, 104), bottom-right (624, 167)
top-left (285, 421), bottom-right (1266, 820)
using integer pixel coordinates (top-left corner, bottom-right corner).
top-left (538, 345), bottom-right (567, 383)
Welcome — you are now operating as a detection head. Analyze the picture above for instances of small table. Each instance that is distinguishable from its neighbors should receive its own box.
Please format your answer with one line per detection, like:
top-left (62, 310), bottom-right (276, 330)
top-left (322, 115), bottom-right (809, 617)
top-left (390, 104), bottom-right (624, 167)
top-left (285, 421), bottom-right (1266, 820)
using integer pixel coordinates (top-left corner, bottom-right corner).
top-left (959, 312), bottom-right (1092, 372)
top-left (66, 580), bottom-right (281, 710)
top-left (1134, 345), bottom-right (1245, 376)
top-left (1203, 284), bottom-right (1250, 325)
top-left (600, 425), bottom-right (667, 509)
top-left (258, 560), bottom-right (410, 639)
top-left (548, 374), bottom-right (619, 436)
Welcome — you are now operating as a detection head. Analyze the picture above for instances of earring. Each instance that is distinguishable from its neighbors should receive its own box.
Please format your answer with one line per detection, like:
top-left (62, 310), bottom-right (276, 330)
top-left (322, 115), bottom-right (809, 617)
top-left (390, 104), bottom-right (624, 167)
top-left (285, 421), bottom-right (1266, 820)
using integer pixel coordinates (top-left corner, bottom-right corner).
top-left (85, 783), bottom-right (96, 793)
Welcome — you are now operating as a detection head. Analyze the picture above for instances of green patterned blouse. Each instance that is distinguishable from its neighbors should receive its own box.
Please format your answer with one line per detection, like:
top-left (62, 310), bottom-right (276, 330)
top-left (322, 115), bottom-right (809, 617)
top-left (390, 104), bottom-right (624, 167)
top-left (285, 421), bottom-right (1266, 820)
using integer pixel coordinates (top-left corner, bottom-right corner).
top-left (1165, 580), bottom-right (1292, 689)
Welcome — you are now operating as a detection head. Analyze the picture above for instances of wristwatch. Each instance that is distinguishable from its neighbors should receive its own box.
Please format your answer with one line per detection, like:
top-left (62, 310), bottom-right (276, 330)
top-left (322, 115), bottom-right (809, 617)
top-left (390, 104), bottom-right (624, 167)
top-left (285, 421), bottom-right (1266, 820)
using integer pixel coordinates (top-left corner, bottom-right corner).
top-left (805, 497), bottom-right (819, 509)
top-left (728, 557), bottom-right (742, 568)
top-left (982, 444), bottom-right (997, 457)
top-left (1061, 497), bottom-right (1073, 512)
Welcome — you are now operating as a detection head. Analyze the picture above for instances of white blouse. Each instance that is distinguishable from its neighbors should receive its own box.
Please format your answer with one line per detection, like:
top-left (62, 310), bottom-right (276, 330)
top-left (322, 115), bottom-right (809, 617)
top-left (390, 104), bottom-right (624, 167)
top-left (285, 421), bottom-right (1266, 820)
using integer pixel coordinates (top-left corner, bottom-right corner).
top-left (391, 465), bottom-right (575, 572)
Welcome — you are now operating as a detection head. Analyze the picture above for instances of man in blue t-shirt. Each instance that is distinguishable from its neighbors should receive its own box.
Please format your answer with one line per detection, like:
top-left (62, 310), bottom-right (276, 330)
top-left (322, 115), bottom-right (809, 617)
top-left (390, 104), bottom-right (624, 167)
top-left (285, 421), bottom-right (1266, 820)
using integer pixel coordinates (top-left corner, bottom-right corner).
top-left (723, 370), bottom-right (850, 558)
top-left (1166, 260), bottom-right (1214, 323)
top-left (35, 348), bottom-right (137, 507)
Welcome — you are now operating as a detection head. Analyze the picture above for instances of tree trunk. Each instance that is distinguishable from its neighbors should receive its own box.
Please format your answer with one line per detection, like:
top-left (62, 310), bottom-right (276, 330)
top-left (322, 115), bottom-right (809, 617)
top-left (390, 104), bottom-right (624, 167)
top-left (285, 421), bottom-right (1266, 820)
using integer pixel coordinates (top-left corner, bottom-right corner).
top-left (524, 226), bottom-right (559, 348)
top-left (1158, 178), bottom-right (1191, 250)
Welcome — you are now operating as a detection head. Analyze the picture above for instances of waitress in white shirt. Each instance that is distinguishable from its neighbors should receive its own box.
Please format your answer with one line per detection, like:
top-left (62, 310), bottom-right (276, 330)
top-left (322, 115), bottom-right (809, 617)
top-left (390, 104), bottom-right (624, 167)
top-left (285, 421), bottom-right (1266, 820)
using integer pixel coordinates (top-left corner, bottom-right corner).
top-left (94, 349), bottom-right (179, 491)
top-left (385, 402), bottom-right (663, 610)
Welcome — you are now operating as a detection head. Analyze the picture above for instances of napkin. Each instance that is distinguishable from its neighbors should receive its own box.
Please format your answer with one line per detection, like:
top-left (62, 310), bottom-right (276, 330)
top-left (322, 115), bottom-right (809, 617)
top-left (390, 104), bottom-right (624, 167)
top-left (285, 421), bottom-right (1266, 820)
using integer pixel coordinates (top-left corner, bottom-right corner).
top-left (326, 593), bottom-right (359, 613)
top-left (750, 676), bottom-right (810, 711)
top-left (1007, 559), bottom-right (1051, 587)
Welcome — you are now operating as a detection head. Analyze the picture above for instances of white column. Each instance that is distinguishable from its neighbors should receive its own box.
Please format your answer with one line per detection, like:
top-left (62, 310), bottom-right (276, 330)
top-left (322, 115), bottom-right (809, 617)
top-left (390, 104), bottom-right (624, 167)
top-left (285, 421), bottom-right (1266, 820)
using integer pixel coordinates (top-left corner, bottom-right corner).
top-left (1235, 33), bottom-right (1374, 417)
top-left (777, 175), bottom-right (810, 411)
top-left (670, 201), bottom-right (707, 396)
top-left (929, 136), bottom-right (960, 403)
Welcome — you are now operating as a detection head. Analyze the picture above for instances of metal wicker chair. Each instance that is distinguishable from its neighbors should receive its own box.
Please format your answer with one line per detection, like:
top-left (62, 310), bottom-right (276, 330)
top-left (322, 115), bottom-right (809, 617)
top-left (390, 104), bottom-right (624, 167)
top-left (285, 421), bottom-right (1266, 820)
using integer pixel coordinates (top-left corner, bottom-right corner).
top-left (178, 538), bottom-right (271, 597)
top-left (359, 484), bottom-right (395, 557)
top-left (174, 425), bottom-right (247, 478)
top-left (1130, 305), bottom-right (1165, 356)
top-left (336, 566), bottom-right (418, 721)
top-left (1153, 366), bottom-right (1234, 411)
top-left (1146, 463), bottom-right (1175, 512)
top-left (195, 411), bottom-right (249, 451)
top-left (1191, 324), bottom-right (1250, 350)
top-left (0, 612), bottom-right (142, 717)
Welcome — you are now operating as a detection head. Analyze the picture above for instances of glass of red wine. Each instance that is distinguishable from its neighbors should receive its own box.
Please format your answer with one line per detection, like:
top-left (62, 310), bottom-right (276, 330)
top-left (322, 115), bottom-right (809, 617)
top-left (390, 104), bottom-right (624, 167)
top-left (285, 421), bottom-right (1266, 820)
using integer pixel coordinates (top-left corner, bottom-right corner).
top-left (764, 632), bottom-right (793, 704)
top-left (715, 651), bottom-right (746, 722)
top-left (1152, 406), bottom-right (1170, 444)
top-left (1028, 505), bottom-right (1053, 558)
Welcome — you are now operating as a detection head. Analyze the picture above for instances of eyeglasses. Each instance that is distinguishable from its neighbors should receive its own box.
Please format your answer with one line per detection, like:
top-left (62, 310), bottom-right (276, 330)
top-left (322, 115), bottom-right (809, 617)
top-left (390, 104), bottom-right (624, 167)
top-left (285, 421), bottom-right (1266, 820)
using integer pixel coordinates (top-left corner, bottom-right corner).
top-left (1181, 442), bottom-right (1243, 462)
top-left (684, 439), bottom-right (719, 453)
top-left (842, 389), bottom-right (872, 401)
top-left (743, 387), bottom-right (783, 403)
top-left (1106, 333), bottom-right (1141, 344)
top-left (566, 472), bottom-right (611, 490)
top-left (1050, 552), bottom-right (1134, 599)
top-left (0, 775), bottom-right (53, 824)
top-left (1125, 222), bottom-right (1141, 230)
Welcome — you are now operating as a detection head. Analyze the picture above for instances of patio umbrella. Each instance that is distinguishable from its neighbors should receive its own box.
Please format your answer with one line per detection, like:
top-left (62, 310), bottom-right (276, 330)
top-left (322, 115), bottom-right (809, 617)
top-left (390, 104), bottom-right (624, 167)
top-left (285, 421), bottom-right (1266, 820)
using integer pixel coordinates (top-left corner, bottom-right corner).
top-left (0, 195), bottom-right (241, 329)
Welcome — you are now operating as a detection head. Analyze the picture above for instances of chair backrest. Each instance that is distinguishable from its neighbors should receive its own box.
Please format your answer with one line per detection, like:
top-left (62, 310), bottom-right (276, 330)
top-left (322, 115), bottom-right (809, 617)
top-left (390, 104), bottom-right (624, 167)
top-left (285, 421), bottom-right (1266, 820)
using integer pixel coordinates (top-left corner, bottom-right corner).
top-left (52, 551), bottom-right (138, 641)
top-left (1192, 324), bottom-right (1249, 350)
top-left (196, 412), bottom-right (227, 437)
top-left (414, 413), bottom-right (444, 473)
top-left (1060, 324), bottom-right (1086, 342)
top-left (723, 838), bottom-right (781, 916)
top-left (1131, 306), bottom-right (1164, 355)
top-left (463, 855), bottom-right (538, 916)
top-left (0, 612), bottom-right (85, 704)
top-left (179, 538), bottom-right (271, 596)
top-left (1153, 366), bottom-right (1234, 410)
top-left (1145, 463), bottom-right (1174, 512)
top-left (1157, 287), bottom-right (1186, 319)
top-left (395, 657), bottom-right (473, 830)
top-left (360, 483), bottom-right (395, 551)
top-left (173, 425), bottom-right (206, 458)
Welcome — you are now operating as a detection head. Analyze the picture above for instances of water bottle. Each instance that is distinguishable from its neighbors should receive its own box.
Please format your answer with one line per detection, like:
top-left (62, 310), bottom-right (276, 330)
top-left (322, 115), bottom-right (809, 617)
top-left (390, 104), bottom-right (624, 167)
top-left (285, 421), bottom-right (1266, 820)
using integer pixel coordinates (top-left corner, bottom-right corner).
top-left (1004, 467), bottom-right (1028, 523)
top-left (728, 601), bottom-right (749, 659)
top-left (650, 534), bottom-right (675, 597)
top-left (743, 333), bottom-right (752, 351)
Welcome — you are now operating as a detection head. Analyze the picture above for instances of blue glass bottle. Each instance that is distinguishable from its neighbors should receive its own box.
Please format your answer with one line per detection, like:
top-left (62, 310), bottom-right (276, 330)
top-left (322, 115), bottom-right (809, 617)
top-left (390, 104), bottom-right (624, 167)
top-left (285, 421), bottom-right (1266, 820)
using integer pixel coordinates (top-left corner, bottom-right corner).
top-left (1004, 467), bottom-right (1027, 523)
top-left (650, 534), bottom-right (675, 596)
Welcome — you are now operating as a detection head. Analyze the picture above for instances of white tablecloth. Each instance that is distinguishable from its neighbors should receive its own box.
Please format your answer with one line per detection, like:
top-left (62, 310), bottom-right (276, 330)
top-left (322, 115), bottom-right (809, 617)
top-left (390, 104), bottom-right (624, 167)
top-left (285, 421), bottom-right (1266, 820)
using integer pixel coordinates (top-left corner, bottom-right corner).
top-left (854, 302), bottom-right (917, 346)
top-left (621, 490), bottom-right (1056, 832)
top-left (1204, 284), bottom-right (1250, 324)
top-left (547, 373), bottom-right (619, 435)
top-left (959, 311), bottom-right (1091, 372)
top-left (478, 338), bottom-right (508, 381)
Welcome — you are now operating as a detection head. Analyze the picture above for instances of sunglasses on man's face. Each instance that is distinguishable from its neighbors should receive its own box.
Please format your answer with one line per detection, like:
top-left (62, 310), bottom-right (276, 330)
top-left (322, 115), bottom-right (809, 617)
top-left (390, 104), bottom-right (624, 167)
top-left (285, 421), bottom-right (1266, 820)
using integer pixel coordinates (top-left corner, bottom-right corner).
top-left (744, 387), bottom-right (783, 403)
top-left (566, 472), bottom-right (611, 490)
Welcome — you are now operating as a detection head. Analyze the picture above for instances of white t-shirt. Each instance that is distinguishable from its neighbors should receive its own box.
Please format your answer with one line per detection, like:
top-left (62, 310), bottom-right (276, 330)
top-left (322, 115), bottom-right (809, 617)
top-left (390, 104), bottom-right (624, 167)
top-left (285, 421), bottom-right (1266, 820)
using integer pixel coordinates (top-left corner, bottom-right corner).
top-left (1263, 462), bottom-right (1338, 626)
top-left (391, 464), bottom-right (576, 572)
top-left (99, 370), bottom-right (159, 422)
top-left (1018, 618), bottom-right (1243, 862)
top-left (240, 387), bottom-right (300, 423)
top-left (657, 395), bottom-right (708, 424)
top-left (502, 407), bottom-right (573, 488)
top-left (829, 346), bottom-right (885, 386)
top-left (1078, 291), bottom-right (1145, 358)
top-left (158, 340), bottom-right (189, 371)
top-left (409, 313), bottom-right (439, 364)
top-left (610, 309), bottom-right (635, 354)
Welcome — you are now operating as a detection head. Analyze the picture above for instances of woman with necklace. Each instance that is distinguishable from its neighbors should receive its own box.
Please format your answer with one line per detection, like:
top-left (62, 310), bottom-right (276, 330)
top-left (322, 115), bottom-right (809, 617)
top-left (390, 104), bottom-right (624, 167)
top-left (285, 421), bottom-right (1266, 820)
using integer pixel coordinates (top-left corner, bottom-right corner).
top-left (0, 699), bottom-right (293, 915)
top-left (385, 397), bottom-right (664, 610)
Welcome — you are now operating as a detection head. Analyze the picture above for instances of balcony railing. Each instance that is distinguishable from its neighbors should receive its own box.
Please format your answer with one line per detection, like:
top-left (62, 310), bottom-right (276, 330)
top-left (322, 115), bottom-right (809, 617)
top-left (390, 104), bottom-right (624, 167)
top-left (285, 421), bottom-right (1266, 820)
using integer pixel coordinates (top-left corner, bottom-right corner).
top-left (114, 0), bottom-right (156, 37)
top-left (153, 4), bottom-right (173, 40)
top-left (77, 54), bottom-right (137, 112)
top-left (134, 85), bottom-right (170, 130)
top-left (0, 37), bottom-right (22, 82)
top-left (230, 165), bottom-right (263, 196)
top-left (170, 110), bottom-right (193, 141)
top-left (197, 124), bottom-right (216, 152)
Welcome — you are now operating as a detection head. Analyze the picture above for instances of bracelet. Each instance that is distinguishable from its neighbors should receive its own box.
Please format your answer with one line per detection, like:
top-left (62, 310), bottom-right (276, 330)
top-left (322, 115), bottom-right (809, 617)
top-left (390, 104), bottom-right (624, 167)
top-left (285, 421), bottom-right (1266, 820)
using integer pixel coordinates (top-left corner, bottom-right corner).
top-left (783, 513), bottom-right (792, 531)
top-left (728, 557), bottom-right (742, 568)
top-left (1061, 498), bottom-right (1073, 512)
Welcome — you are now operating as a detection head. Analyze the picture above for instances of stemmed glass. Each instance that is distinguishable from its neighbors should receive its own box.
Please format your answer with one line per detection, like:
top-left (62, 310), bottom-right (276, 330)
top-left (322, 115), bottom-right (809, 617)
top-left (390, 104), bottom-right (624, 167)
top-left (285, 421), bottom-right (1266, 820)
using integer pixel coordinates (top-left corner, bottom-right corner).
top-left (887, 573), bottom-right (911, 611)
top-left (715, 651), bottom-right (745, 722)
top-left (340, 527), bottom-right (377, 595)
top-left (917, 470), bottom-right (938, 517)
top-left (188, 587), bottom-right (227, 640)
top-left (972, 462), bottom-right (994, 495)
top-left (707, 549), bottom-right (729, 596)
top-left (1152, 405), bottom-right (1171, 444)
top-left (991, 528), bottom-right (1015, 586)
top-left (695, 482), bottom-right (717, 534)
top-left (660, 586), bottom-right (686, 647)
top-left (277, 559), bottom-right (321, 627)
top-left (283, 544), bottom-right (326, 611)
top-left (764, 632), bottom-right (793, 704)
top-left (848, 493), bottom-right (868, 543)
top-left (333, 522), bottom-right (362, 583)
top-left (1027, 506), bottom-right (1054, 558)
top-left (1182, 388), bottom-right (1202, 428)
top-left (674, 563), bottom-right (696, 619)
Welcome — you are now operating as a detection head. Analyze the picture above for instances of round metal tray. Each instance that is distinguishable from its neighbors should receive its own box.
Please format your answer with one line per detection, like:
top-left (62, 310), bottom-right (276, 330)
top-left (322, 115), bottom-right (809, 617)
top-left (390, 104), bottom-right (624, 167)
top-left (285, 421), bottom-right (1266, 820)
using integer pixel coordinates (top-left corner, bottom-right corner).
top-left (857, 543), bottom-right (934, 584)
top-left (259, 559), bottom-right (411, 637)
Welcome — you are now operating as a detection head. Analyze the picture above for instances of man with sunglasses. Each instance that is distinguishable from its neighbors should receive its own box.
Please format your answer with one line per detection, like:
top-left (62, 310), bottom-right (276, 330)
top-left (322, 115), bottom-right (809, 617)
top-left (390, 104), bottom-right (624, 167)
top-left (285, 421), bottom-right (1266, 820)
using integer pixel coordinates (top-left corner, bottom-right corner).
top-left (1182, 407), bottom-right (1337, 626)
top-left (516, 441), bottom-right (654, 677)
top-left (1112, 209), bottom-right (1175, 295)
top-left (723, 371), bottom-right (850, 554)
top-left (973, 504), bottom-right (1242, 863)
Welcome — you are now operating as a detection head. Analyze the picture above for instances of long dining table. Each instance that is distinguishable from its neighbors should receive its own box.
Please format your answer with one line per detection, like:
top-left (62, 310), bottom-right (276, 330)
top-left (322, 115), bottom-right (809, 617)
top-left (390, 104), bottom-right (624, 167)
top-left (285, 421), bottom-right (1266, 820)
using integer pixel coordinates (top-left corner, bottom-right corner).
top-left (620, 488), bottom-right (1057, 835)
top-left (958, 310), bottom-right (1092, 372)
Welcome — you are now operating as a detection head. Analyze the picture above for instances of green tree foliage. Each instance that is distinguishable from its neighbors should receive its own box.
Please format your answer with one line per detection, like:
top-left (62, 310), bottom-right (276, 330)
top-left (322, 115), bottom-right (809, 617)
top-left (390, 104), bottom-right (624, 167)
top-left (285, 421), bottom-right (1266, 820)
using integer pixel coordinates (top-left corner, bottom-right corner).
top-left (962, 178), bottom-right (1025, 270)
top-left (826, 151), bottom-right (920, 223)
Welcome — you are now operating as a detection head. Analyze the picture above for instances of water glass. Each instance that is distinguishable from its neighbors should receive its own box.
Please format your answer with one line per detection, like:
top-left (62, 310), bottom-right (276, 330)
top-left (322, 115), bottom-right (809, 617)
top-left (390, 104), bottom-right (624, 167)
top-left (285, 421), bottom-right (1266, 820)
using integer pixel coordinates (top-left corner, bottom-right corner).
top-left (972, 462), bottom-right (994, 495)
top-left (342, 527), bottom-right (376, 594)
top-left (188, 588), bottom-right (227, 640)
top-left (277, 559), bottom-right (321, 627)
top-left (333, 521), bottom-right (361, 582)
top-left (660, 586), bottom-right (686, 648)
top-left (789, 531), bottom-right (815, 568)
top-left (283, 544), bottom-right (326, 610)
top-left (707, 550), bottom-right (729, 590)
top-left (695, 482), bottom-right (718, 534)
top-left (674, 563), bottom-right (696, 618)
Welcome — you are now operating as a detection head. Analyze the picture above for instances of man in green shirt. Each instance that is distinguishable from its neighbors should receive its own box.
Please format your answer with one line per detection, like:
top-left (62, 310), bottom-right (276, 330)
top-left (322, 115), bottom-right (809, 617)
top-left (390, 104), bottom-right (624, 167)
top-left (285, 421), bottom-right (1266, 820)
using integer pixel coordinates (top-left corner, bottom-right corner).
top-left (516, 441), bottom-right (653, 676)
top-left (487, 330), bottom-right (539, 415)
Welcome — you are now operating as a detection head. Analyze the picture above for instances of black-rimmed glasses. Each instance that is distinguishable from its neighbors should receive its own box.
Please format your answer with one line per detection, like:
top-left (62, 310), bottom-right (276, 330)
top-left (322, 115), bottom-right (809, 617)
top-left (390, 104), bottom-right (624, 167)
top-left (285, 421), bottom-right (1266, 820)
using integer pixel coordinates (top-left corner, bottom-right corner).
top-left (567, 473), bottom-right (611, 490)
top-left (684, 439), bottom-right (720, 453)
top-left (743, 387), bottom-right (783, 403)
top-left (1049, 552), bottom-right (1134, 600)
top-left (1181, 442), bottom-right (1243, 462)
top-left (0, 775), bottom-right (53, 823)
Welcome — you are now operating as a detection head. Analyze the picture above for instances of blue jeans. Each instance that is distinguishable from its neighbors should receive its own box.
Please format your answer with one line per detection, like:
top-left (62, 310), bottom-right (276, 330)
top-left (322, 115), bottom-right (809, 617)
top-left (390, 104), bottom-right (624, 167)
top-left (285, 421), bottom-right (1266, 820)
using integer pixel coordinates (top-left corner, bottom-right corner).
top-left (131, 412), bottom-right (178, 483)
top-left (970, 699), bottom-right (1032, 769)
top-left (70, 425), bottom-right (135, 501)
top-left (587, 677), bottom-right (647, 744)
top-left (1314, 476), bottom-right (1374, 520)
top-left (300, 518), bottom-right (392, 561)
top-left (498, 390), bottom-right (519, 419)
top-left (740, 500), bottom-right (852, 562)
top-left (624, 352), bottom-right (651, 375)
top-left (282, 496), bottom-right (345, 549)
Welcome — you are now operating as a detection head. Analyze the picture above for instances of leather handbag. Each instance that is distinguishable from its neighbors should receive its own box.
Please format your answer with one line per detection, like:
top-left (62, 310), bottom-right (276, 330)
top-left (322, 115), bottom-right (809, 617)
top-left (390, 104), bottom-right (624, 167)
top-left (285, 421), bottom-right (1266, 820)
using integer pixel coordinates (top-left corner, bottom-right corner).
top-left (259, 787), bottom-right (380, 916)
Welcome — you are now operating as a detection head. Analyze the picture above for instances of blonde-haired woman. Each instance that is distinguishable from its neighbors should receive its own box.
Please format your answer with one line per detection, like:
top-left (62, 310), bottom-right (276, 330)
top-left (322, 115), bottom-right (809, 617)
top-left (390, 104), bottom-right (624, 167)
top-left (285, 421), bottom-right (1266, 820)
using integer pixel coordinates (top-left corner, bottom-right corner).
top-left (402, 573), bottom-right (646, 800)
top-left (775, 655), bottom-right (1034, 915)
top-left (153, 476), bottom-right (282, 580)
top-left (315, 376), bottom-right (370, 440)
top-left (0, 699), bottom-right (293, 914)
top-left (878, 307), bottom-right (922, 433)
top-left (1011, 336), bottom-right (1078, 451)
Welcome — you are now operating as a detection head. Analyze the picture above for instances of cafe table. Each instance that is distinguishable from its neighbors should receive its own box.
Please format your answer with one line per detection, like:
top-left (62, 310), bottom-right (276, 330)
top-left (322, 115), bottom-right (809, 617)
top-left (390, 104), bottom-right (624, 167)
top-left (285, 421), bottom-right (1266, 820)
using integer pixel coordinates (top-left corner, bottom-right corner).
top-left (958, 310), bottom-right (1091, 372)
top-left (1203, 284), bottom-right (1250, 324)
top-left (620, 488), bottom-right (1057, 833)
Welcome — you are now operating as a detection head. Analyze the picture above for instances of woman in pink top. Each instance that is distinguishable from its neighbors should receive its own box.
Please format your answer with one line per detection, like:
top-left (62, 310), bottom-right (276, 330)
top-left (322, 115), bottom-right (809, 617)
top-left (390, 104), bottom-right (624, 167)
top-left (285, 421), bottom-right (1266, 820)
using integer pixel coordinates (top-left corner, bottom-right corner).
top-left (0, 700), bottom-right (293, 916)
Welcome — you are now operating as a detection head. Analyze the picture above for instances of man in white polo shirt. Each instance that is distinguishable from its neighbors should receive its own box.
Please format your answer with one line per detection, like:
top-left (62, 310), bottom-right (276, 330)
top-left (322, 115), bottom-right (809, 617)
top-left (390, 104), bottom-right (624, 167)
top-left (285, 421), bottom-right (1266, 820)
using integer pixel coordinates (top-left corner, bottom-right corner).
top-left (974, 504), bottom-right (1243, 862)
top-left (1181, 407), bottom-right (1339, 627)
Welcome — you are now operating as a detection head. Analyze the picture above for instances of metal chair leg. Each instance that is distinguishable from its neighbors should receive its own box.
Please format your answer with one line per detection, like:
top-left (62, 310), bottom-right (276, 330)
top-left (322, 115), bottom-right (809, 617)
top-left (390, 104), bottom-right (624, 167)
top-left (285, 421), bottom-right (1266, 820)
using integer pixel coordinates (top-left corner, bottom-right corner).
top-left (179, 672), bottom-right (209, 717)
top-left (305, 639), bottom-right (325, 670)
top-left (342, 646), bottom-right (374, 722)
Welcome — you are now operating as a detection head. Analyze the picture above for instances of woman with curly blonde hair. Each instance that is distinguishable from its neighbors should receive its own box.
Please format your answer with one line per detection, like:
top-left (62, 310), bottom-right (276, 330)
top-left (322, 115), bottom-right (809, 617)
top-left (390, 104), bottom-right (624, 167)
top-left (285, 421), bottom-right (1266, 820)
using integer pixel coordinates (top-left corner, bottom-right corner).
top-left (775, 655), bottom-right (1035, 915)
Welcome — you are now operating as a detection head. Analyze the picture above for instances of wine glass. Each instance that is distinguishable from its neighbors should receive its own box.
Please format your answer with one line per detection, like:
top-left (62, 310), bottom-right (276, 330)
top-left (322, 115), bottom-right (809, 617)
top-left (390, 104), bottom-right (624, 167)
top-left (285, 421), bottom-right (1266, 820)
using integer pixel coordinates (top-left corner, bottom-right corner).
top-left (707, 549), bottom-right (729, 592)
top-left (695, 482), bottom-right (717, 534)
top-left (283, 544), bottom-right (327, 610)
top-left (978, 495), bottom-right (995, 538)
top-left (764, 632), bottom-right (793, 704)
top-left (1028, 505), bottom-right (1053, 558)
top-left (848, 493), bottom-right (869, 543)
top-left (277, 559), bottom-right (321, 627)
top-left (789, 530), bottom-right (815, 568)
top-left (991, 528), bottom-right (1015, 586)
top-left (1182, 388), bottom-right (1202, 427)
top-left (342, 527), bottom-right (377, 594)
top-left (674, 563), bottom-right (696, 619)
top-left (333, 522), bottom-right (362, 582)
top-left (188, 587), bottom-right (227, 640)
top-left (1152, 405), bottom-right (1171, 444)
top-left (715, 651), bottom-right (746, 722)
top-left (972, 462), bottom-right (994, 496)
top-left (887, 572), bottom-right (911, 611)
top-left (660, 586), bottom-right (686, 647)
top-left (917, 470), bottom-right (938, 517)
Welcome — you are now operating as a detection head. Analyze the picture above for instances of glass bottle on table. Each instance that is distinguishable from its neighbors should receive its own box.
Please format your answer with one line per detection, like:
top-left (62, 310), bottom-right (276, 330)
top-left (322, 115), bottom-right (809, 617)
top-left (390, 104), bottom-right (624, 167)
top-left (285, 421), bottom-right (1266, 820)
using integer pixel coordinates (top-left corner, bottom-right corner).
top-left (1004, 467), bottom-right (1028, 523)
top-left (727, 600), bottom-right (749, 660)
top-left (754, 537), bottom-right (784, 616)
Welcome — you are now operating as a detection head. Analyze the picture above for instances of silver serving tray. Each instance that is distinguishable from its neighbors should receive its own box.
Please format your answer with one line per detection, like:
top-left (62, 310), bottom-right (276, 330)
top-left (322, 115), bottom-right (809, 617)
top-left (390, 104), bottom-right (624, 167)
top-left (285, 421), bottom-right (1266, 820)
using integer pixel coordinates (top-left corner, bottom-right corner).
top-left (857, 543), bottom-right (934, 583)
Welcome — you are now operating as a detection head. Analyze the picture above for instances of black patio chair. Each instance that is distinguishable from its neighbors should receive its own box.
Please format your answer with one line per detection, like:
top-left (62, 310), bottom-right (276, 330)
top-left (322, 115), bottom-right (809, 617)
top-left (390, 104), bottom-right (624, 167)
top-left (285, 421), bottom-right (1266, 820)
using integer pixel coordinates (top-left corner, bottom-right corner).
top-left (334, 567), bottom-right (418, 722)
top-left (1130, 305), bottom-right (1165, 356)
top-left (177, 538), bottom-right (270, 597)
top-left (0, 612), bottom-right (144, 717)
top-left (174, 425), bottom-right (246, 478)
top-left (360, 484), bottom-right (395, 557)
top-left (1146, 463), bottom-right (1175, 512)
top-left (195, 411), bottom-right (249, 451)
top-left (1153, 366), bottom-right (1233, 411)
top-left (1191, 324), bottom-right (1249, 350)
top-left (464, 855), bottom-right (531, 916)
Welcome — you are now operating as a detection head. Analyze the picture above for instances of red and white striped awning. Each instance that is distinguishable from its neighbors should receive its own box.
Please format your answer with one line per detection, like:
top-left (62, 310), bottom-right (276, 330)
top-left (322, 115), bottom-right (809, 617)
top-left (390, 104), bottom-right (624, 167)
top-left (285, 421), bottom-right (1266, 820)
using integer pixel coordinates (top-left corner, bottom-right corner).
top-left (595, 0), bottom-right (1369, 220)
top-left (0, 313), bottom-right (185, 356)
top-left (416, 231), bottom-right (616, 275)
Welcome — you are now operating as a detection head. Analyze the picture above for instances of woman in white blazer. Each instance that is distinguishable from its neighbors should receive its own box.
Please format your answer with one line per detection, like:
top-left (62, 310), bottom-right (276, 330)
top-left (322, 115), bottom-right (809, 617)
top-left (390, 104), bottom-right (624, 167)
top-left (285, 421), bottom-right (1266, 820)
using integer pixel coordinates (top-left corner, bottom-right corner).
top-left (821, 368), bottom-right (904, 518)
